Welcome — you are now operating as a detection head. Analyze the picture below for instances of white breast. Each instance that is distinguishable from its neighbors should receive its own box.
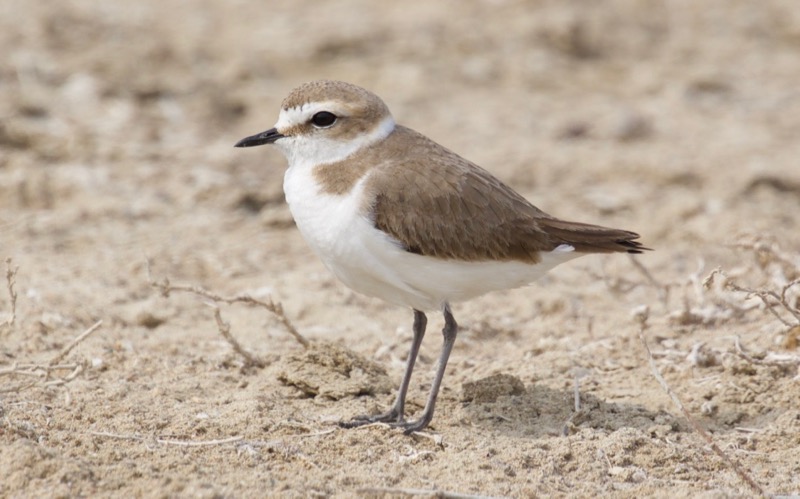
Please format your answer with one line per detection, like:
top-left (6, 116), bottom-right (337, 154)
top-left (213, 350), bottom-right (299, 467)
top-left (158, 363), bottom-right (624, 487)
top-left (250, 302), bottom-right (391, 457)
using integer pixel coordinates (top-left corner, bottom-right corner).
top-left (282, 163), bottom-right (371, 271)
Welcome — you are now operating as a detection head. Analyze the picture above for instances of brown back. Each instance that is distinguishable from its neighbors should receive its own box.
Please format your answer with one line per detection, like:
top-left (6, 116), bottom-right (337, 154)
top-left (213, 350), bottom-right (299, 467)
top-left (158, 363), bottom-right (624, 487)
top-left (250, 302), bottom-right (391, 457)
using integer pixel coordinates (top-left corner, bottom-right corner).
top-left (361, 126), bottom-right (647, 263)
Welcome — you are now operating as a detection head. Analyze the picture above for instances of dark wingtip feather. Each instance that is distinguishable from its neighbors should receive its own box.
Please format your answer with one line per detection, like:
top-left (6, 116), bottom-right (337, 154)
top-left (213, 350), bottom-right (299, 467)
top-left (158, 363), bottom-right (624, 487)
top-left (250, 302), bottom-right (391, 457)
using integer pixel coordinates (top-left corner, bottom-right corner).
top-left (618, 238), bottom-right (652, 254)
top-left (537, 218), bottom-right (652, 255)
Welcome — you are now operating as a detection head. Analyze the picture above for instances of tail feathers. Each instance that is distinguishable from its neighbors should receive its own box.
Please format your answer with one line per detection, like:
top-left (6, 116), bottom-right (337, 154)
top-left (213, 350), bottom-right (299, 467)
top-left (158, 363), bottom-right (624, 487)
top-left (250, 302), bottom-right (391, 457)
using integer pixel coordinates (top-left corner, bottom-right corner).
top-left (538, 218), bottom-right (650, 254)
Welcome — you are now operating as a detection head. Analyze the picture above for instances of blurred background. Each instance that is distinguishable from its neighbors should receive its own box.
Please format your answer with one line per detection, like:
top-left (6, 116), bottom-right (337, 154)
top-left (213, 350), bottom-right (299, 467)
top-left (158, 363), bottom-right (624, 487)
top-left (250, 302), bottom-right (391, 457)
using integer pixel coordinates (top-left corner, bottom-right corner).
top-left (1, 0), bottom-right (800, 496)
top-left (2, 1), bottom-right (799, 278)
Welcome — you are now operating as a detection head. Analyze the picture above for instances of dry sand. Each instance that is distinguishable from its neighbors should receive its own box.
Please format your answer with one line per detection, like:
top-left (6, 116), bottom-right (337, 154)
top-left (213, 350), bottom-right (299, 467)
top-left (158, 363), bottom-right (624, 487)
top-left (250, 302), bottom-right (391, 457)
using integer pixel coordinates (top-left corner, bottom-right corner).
top-left (2, 0), bottom-right (800, 497)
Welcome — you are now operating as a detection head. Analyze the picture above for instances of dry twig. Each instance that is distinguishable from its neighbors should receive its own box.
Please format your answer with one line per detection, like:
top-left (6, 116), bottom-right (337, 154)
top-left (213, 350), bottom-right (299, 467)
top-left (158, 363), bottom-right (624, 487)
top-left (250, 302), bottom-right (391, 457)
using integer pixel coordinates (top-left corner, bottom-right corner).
top-left (292, 429), bottom-right (336, 439)
top-left (734, 336), bottom-right (800, 367)
top-left (3, 257), bottom-right (18, 329)
top-left (49, 320), bottom-right (103, 366)
top-left (210, 305), bottom-right (266, 368)
top-left (0, 363), bottom-right (75, 379)
top-left (634, 306), bottom-right (766, 497)
top-left (562, 369), bottom-right (585, 436)
top-left (357, 487), bottom-right (500, 499)
top-left (705, 268), bottom-right (800, 327)
top-left (410, 430), bottom-right (444, 447)
top-left (89, 431), bottom-right (243, 447)
top-left (146, 258), bottom-right (308, 365)
top-left (91, 431), bottom-right (334, 472)
top-left (1, 321), bottom-right (102, 392)
top-left (155, 436), bottom-right (244, 447)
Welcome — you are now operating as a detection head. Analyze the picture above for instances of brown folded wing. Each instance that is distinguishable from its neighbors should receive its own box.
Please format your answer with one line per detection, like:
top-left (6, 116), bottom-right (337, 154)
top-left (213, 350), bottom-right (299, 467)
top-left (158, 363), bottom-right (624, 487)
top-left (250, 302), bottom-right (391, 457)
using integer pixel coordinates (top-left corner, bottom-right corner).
top-left (362, 126), bottom-right (647, 263)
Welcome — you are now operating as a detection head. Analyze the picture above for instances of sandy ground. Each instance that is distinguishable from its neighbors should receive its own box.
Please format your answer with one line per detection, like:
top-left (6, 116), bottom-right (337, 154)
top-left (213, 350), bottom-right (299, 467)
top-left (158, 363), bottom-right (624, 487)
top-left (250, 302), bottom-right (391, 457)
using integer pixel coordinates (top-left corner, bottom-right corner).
top-left (2, 0), bottom-right (800, 497)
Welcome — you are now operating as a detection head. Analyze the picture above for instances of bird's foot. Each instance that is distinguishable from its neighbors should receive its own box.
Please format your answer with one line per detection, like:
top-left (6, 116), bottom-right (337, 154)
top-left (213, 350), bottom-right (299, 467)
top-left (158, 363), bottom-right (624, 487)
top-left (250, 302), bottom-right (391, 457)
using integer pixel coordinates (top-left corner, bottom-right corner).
top-left (386, 417), bottom-right (432, 435)
top-left (338, 408), bottom-right (402, 428)
top-left (339, 409), bottom-right (432, 435)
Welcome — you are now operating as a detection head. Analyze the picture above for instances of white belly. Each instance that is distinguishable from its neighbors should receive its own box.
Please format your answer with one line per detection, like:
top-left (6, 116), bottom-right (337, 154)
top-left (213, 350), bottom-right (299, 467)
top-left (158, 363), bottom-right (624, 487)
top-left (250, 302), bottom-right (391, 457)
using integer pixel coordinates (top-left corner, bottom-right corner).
top-left (283, 165), bottom-right (580, 312)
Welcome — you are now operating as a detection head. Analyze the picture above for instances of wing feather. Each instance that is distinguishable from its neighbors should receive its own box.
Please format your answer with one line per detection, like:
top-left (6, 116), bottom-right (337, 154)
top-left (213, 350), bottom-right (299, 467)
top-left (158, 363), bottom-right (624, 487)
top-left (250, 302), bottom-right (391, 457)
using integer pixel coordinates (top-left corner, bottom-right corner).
top-left (362, 126), bottom-right (648, 262)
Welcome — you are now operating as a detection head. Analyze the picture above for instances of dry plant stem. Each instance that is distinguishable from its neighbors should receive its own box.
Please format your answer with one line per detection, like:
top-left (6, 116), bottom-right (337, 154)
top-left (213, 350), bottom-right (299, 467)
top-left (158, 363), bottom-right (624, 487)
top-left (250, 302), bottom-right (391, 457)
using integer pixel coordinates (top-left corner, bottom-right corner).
top-left (707, 269), bottom-right (800, 326)
top-left (146, 259), bottom-right (308, 348)
top-left (156, 436), bottom-right (243, 447)
top-left (219, 429), bottom-right (338, 452)
top-left (2, 322), bottom-right (102, 392)
top-left (779, 277), bottom-right (800, 309)
top-left (49, 320), bottom-right (103, 366)
top-left (89, 431), bottom-right (243, 447)
top-left (4, 363), bottom-right (79, 372)
top-left (293, 429), bottom-right (336, 439)
top-left (210, 305), bottom-right (266, 368)
top-left (44, 364), bottom-right (84, 386)
top-left (734, 336), bottom-right (800, 366)
top-left (733, 281), bottom-right (800, 326)
top-left (0, 363), bottom-right (81, 379)
top-left (562, 372), bottom-right (583, 436)
top-left (357, 487), bottom-right (498, 499)
top-left (4, 257), bottom-right (18, 328)
top-left (0, 381), bottom-right (37, 393)
top-left (636, 314), bottom-right (766, 497)
top-left (409, 430), bottom-right (444, 447)
top-left (1, 364), bottom-right (90, 394)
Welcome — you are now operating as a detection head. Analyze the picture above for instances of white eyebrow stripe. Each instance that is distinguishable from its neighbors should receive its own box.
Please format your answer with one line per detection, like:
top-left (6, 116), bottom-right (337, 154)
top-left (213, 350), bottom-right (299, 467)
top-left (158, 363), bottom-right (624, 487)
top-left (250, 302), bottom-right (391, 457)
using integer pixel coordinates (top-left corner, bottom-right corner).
top-left (275, 101), bottom-right (343, 131)
top-left (273, 113), bottom-right (396, 167)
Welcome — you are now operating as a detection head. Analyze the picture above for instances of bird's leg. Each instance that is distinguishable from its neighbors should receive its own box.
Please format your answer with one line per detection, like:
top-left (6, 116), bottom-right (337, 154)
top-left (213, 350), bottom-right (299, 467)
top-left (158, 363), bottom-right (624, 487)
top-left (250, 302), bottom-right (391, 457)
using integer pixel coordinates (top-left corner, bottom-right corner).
top-left (390, 303), bottom-right (458, 434)
top-left (387, 309), bottom-right (428, 420)
top-left (340, 309), bottom-right (427, 427)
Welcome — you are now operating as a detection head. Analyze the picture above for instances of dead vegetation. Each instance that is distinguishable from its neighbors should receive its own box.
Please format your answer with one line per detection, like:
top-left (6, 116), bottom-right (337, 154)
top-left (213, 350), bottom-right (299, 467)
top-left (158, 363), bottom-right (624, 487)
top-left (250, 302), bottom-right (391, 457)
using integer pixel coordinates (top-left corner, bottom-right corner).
top-left (145, 257), bottom-right (309, 369)
top-left (2, 257), bottom-right (18, 332)
top-left (635, 306), bottom-right (766, 497)
top-left (0, 261), bottom-right (103, 396)
top-left (626, 235), bottom-right (800, 496)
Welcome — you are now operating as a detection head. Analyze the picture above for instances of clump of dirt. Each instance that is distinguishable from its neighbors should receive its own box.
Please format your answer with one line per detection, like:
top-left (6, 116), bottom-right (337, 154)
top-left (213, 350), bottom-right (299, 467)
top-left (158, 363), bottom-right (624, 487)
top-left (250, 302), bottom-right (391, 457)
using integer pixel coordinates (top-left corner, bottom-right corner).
top-left (278, 341), bottom-right (393, 399)
top-left (461, 373), bottom-right (526, 404)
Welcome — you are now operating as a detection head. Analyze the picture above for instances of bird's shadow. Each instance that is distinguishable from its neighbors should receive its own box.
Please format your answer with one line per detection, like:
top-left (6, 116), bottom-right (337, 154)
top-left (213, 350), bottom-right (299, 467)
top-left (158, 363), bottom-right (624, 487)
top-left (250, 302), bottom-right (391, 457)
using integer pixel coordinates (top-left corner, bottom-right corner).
top-left (454, 383), bottom-right (682, 439)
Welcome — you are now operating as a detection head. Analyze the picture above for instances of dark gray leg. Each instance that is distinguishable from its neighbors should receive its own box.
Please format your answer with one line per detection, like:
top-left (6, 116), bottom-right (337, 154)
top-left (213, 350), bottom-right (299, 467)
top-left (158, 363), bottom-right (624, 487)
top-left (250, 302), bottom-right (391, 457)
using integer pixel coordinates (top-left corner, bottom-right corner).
top-left (340, 309), bottom-right (427, 427)
top-left (388, 310), bottom-right (427, 419)
top-left (390, 304), bottom-right (458, 434)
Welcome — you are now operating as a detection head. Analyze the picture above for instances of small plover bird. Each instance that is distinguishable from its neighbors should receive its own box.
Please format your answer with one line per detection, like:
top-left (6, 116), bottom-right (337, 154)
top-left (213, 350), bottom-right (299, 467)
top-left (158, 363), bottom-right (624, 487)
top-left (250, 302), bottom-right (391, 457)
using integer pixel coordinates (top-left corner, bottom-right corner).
top-left (235, 80), bottom-right (648, 433)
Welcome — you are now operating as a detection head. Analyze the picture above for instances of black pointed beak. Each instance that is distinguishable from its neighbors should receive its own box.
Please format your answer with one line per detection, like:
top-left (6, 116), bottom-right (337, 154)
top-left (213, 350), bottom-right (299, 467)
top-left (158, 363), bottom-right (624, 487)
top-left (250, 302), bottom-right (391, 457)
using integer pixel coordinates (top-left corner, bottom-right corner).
top-left (234, 128), bottom-right (285, 147)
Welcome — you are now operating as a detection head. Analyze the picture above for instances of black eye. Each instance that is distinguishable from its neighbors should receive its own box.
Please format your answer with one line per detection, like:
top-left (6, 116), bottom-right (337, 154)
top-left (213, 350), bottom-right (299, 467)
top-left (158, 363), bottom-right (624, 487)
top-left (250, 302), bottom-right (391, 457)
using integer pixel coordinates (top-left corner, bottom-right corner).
top-left (311, 111), bottom-right (337, 128)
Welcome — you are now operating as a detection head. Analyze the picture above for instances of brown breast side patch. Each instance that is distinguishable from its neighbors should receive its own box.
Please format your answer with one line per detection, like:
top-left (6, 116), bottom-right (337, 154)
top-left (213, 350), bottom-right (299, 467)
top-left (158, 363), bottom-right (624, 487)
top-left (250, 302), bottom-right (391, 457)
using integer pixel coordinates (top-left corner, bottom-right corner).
top-left (312, 157), bottom-right (374, 196)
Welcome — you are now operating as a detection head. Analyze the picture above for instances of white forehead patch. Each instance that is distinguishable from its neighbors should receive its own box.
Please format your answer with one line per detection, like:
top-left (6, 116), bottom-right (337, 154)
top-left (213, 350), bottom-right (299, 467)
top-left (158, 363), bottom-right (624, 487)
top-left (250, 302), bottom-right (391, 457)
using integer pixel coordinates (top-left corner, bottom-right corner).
top-left (274, 101), bottom-right (341, 131)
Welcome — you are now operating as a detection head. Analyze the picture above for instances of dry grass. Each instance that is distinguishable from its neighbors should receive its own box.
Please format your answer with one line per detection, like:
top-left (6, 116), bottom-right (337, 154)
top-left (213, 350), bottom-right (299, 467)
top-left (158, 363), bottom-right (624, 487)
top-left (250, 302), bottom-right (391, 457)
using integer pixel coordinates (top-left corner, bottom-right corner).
top-left (145, 257), bottom-right (309, 368)
top-left (625, 236), bottom-right (800, 496)
top-left (0, 259), bottom-right (105, 396)
top-left (1, 257), bottom-right (18, 332)
top-left (634, 305), bottom-right (766, 497)
top-left (0, 320), bottom-right (103, 395)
